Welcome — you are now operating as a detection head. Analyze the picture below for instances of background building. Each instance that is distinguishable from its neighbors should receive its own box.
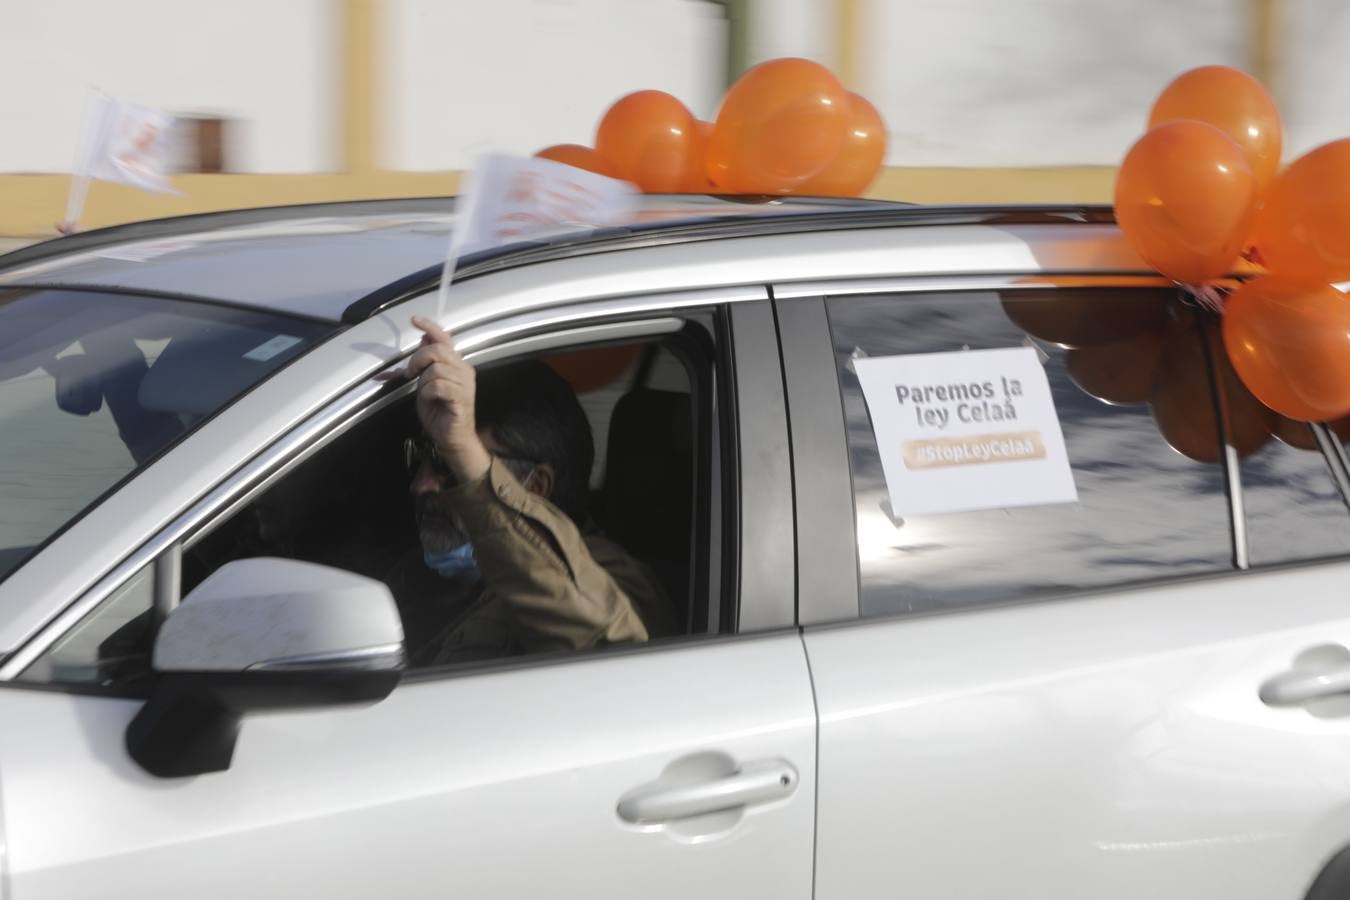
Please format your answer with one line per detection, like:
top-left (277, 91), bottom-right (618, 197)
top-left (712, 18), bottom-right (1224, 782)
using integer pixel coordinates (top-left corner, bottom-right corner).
top-left (2, 0), bottom-right (1347, 235)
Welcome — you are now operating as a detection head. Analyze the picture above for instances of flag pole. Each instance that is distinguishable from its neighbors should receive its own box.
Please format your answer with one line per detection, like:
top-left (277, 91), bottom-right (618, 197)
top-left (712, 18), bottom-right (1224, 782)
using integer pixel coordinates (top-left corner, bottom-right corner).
top-left (436, 161), bottom-right (483, 321)
top-left (62, 173), bottom-right (92, 232)
top-left (62, 88), bottom-right (107, 233)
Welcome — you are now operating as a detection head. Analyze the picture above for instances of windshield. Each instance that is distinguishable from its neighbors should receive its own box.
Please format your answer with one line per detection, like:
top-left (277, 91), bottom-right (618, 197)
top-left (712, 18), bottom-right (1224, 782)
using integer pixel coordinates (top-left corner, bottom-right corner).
top-left (0, 287), bottom-right (331, 583)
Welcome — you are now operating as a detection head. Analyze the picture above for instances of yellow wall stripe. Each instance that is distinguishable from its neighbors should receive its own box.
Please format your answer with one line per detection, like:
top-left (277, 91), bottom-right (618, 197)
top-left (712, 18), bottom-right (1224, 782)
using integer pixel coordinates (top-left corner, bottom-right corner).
top-left (342, 0), bottom-right (380, 173)
top-left (0, 168), bottom-right (1116, 238)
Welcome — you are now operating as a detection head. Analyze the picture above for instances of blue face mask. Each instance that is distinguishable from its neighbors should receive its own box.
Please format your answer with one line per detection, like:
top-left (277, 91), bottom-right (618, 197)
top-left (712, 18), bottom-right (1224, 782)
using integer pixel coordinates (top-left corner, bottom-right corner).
top-left (423, 543), bottom-right (480, 580)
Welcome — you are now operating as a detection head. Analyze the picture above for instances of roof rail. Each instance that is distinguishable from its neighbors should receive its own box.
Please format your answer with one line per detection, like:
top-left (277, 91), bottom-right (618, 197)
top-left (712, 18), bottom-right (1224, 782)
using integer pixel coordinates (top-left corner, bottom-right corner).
top-left (339, 204), bottom-right (1119, 323)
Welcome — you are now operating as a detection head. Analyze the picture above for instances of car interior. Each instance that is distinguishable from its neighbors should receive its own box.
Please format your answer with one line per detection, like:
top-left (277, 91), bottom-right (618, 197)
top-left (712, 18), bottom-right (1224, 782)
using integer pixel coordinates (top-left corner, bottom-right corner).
top-left (168, 322), bottom-right (721, 672)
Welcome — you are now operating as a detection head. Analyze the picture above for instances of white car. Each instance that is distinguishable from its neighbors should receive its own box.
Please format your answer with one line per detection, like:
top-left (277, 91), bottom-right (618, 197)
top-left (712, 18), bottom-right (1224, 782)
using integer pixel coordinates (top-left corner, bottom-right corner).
top-left (0, 197), bottom-right (1348, 900)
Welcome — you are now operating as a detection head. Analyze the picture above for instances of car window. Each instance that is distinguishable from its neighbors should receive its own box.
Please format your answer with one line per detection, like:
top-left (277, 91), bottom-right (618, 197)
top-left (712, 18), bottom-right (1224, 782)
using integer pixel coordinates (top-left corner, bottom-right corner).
top-left (23, 317), bottom-right (727, 690)
top-left (824, 288), bottom-right (1318, 619)
top-left (0, 288), bottom-right (331, 584)
top-left (17, 563), bottom-right (156, 688)
top-left (190, 329), bottom-right (718, 667)
top-left (1237, 418), bottom-right (1350, 566)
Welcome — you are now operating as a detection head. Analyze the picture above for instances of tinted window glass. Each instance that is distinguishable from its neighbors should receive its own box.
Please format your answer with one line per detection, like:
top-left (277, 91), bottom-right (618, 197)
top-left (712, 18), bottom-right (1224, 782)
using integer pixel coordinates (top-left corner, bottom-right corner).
top-left (0, 288), bottom-right (330, 583)
top-left (1229, 402), bottom-right (1350, 563)
top-left (18, 563), bottom-right (155, 689)
top-left (1240, 437), bottom-right (1350, 564)
top-left (828, 289), bottom-right (1236, 617)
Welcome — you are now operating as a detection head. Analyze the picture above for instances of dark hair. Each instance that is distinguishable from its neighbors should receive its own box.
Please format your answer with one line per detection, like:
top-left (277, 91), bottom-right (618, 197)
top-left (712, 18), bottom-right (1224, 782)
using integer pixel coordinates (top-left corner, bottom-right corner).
top-left (475, 360), bottom-right (594, 523)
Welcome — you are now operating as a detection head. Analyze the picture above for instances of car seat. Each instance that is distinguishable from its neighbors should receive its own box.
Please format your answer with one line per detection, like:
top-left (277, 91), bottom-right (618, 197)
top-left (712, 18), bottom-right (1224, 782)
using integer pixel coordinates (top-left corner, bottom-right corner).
top-left (600, 388), bottom-right (694, 633)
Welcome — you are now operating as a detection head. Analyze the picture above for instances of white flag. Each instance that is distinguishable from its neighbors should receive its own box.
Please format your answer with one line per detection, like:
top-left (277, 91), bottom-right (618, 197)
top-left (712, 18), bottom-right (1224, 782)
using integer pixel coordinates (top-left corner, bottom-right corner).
top-left (77, 91), bottom-right (177, 194)
top-left (440, 153), bottom-right (637, 309)
top-left (69, 90), bottom-right (176, 201)
top-left (63, 90), bottom-right (178, 227)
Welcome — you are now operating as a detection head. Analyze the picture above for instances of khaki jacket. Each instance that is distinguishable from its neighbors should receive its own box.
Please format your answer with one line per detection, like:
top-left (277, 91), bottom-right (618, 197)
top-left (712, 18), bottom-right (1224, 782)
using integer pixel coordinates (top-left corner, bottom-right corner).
top-left (406, 457), bottom-right (672, 665)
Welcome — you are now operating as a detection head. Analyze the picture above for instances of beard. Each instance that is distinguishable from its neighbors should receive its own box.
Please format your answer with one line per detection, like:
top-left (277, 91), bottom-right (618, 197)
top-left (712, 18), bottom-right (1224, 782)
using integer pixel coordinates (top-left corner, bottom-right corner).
top-left (415, 492), bottom-right (470, 555)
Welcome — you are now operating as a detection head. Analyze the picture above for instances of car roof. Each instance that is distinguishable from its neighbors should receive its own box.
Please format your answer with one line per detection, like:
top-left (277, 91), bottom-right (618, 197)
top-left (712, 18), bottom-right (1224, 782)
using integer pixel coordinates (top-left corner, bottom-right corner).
top-left (0, 195), bottom-right (1118, 323)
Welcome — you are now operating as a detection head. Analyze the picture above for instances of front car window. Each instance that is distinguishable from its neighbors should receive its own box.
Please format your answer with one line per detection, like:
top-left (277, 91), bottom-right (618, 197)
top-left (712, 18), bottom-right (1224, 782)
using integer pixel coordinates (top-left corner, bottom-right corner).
top-left (0, 287), bottom-right (330, 583)
top-left (22, 320), bottom-right (726, 691)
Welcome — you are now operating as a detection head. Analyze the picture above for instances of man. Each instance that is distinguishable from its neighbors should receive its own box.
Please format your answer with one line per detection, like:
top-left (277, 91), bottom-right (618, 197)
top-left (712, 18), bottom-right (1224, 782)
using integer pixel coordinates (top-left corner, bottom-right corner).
top-left (391, 316), bottom-right (672, 666)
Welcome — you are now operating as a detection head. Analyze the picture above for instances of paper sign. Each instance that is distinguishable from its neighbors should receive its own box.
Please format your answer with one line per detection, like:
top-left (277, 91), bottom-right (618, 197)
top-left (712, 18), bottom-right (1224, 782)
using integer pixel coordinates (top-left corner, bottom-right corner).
top-left (853, 347), bottom-right (1077, 517)
top-left (243, 335), bottom-right (303, 362)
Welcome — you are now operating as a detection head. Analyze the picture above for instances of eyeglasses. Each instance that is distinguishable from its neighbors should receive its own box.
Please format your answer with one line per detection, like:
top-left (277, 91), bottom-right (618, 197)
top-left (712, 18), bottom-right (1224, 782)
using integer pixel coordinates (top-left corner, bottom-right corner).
top-left (403, 435), bottom-right (537, 484)
top-left (403, 435), bottom-right (452, 481)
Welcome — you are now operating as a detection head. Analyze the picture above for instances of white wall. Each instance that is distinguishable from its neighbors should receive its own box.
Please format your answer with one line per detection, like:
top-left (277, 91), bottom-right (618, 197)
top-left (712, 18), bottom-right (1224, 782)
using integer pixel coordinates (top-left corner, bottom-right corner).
top-left (0, 0), bottom-right (333, 173)
top-left (385, 0), bottom-right (726, 170)
top-left (747, 0), bottom-right (828, 68)
top-left (2, 0), bottom-right (1347, 176)
top-left (1283, 0), bottom-right (1350, 157)
top-left (867, 0), bottom-right (1247, 167)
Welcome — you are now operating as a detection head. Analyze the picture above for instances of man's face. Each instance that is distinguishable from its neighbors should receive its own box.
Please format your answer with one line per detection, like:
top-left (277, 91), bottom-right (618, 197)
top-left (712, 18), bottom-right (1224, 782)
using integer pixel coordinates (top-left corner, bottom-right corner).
top-left (409, 447), bottom-right (470, 556)
top-left (408, 428), bottom-right (537, 555)
top-left (412, 482), bottom-right (469, 556)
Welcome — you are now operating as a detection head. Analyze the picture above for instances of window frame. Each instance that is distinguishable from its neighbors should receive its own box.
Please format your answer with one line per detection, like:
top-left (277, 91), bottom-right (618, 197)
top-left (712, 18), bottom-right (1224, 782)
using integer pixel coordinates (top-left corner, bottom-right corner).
top-left (0, 287), bottom-right (792, 693)
top-left (782, 277), bottom-right (1350, 629)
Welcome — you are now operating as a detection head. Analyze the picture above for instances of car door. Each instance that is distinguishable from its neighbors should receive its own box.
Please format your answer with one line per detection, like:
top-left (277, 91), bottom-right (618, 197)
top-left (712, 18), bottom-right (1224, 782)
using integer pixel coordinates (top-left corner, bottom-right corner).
top-left (0, 292), bottom-right (818, 900)
top-left (778, 280), bottom-right (1350, 900)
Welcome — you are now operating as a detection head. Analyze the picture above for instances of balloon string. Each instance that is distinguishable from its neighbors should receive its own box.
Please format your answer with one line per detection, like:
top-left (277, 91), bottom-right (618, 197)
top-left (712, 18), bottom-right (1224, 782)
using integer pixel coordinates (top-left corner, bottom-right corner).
top-left (1181, 283), bottom-right (1229, 314)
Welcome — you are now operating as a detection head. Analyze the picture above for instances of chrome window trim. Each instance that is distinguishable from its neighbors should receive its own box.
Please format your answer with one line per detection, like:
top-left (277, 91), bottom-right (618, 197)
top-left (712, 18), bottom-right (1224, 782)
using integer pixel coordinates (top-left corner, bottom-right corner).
top-left (465, 317), bottom-right (683, 366)
top-left (771, 273), bottom-right (1187, 299)
top-left (450, 285), bottom-right (765, 354)
top-left (0, 288), bottom-right (762, 681)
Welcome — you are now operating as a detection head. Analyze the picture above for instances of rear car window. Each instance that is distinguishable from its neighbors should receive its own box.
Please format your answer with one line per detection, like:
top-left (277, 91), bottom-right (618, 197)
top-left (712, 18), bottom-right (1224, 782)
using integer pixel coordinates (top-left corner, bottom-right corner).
top-left (0, 287), bottom-right (330, 584)
top-left (826, 288), bottom-right (1350, 619)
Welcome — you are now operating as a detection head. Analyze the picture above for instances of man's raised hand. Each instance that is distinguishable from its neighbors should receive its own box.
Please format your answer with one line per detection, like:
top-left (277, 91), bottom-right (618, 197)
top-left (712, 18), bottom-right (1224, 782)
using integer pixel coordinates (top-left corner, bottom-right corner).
top-left (407, 316), bottom-right (491, 483)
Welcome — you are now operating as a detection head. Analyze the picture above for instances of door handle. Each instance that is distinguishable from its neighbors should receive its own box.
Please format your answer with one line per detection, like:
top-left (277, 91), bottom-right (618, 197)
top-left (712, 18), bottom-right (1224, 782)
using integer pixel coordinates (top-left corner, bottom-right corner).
top-left (1260, 664), bottom-right (1350, 706)
top-left (617, 759), bottom-right (798, 824)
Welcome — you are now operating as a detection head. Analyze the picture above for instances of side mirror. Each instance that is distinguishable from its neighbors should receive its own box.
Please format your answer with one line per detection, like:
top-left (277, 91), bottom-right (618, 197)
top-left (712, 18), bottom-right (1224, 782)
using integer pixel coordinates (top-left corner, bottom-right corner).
top-left (127, 558), bottom-right (405, 778)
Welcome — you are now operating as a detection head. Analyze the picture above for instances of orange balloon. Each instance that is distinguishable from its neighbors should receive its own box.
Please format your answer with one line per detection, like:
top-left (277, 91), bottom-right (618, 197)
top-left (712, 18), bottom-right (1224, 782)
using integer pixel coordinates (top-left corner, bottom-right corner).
top-left (706, 58), bottom-right (849, 194)
top-left (1251, 139), bottom-right (1350, 283)
top-left (1066, 330), bottom-right (1167, 406)
top-left (1000, 289), bottom-right (1170, 348)
top-left (1148, 65), bottom-right (1282, 198)
top-left (1272, 414), bottom-right (1319, 450)
top-left (679, 121), bottom-right (717, 193)
top-left (796, 92), bottom-right (887, 197)
top-left (1222, 277), bottom-right (1350, 421)
top-left (544, 344), bottom-right (641, 394)
top-left (1271, 414), bottom-right (1350, 448)
top-left (1151, 320), bottom-right (1272, 462)
top-left (1114, 121), bottom-right (1257, 285)
top-left (534, 144), bottom-right (617, 178)
top-left (595, 91), bottom-right (698, 193)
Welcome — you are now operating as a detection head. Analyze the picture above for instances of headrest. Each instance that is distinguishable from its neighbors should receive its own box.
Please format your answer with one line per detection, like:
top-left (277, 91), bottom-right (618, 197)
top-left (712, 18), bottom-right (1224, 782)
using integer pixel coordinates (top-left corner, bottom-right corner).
top-left (603, 389), bottom-right (693, 555)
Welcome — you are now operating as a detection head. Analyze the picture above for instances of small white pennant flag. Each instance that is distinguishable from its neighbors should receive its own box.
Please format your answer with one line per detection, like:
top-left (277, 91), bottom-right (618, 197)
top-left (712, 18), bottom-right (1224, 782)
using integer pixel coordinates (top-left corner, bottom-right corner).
top-left (439, 153), bottom-right (637, 310)
top-left (64, 90), bottom-right (178, 228)
top-left (81, 91), bottom-right (177, 193)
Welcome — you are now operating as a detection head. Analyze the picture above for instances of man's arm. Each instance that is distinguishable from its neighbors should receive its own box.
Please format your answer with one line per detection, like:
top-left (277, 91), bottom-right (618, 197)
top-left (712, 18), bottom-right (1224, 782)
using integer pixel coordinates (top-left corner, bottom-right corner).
top-left (405, 316), bottom-right (649, 654)
top-left (446, 458), bottom-right (649, 653)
